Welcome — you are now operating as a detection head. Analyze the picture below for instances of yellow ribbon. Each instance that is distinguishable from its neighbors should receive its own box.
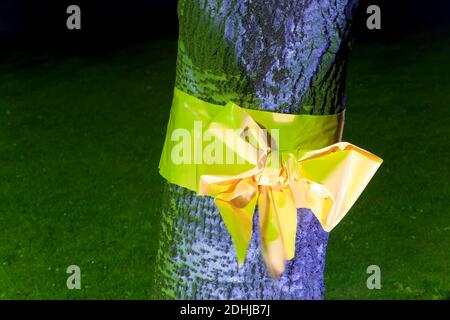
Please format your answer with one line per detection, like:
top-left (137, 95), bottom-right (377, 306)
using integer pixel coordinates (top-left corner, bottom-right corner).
top-left (159, 89), bottom-right (382, 278)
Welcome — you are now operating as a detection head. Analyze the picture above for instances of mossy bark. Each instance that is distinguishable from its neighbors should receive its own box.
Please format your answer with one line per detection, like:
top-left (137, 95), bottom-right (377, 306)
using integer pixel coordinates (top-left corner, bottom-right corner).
top-left (156, 0), bottom-right (358, 299)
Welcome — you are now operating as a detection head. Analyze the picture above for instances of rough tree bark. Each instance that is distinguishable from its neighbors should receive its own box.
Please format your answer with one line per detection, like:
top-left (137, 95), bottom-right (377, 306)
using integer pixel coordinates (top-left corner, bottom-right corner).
top-left (155, 0), bottom-right (358, 299)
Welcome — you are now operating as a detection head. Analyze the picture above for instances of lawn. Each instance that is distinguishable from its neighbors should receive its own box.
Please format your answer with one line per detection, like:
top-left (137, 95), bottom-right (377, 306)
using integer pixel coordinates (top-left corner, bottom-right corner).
top-left (0, 30), bottom-right (448, 299)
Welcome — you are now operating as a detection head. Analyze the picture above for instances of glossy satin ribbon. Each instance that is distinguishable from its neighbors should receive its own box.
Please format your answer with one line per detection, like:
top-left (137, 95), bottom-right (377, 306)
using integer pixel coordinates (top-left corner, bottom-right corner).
top-left (159, 88), bottom-right (382, 278)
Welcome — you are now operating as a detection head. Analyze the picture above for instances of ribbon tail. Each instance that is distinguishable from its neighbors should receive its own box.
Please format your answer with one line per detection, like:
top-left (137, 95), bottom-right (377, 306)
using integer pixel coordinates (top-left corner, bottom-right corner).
top-left (258, 186), bottom-right (298, 279)
top-left (214, 179), bottom-right (258, 268)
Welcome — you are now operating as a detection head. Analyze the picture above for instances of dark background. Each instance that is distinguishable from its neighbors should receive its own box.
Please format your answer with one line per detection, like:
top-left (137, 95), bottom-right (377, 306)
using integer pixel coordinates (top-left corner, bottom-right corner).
top-left (1, 0), bottom-right (450, 50)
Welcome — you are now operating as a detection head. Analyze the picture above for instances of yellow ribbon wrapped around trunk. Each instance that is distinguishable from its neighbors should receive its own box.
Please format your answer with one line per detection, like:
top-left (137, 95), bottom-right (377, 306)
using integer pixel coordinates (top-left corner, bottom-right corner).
top-left (159, 88), bottom-right (382, 278)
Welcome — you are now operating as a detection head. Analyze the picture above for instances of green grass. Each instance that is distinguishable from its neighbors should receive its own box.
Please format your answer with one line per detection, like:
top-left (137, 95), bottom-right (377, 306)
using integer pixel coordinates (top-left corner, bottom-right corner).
top-left (0, 31), bottom-right (449, 299)
top-left (0, 39), bottom-right (176, 299)
top-left (325, 30), bottom-right (450, 299)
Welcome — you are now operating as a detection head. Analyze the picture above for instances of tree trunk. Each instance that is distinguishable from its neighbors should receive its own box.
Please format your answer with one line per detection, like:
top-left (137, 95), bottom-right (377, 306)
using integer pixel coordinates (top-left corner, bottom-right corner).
top-left (155, 0), bottom-right (358, 299)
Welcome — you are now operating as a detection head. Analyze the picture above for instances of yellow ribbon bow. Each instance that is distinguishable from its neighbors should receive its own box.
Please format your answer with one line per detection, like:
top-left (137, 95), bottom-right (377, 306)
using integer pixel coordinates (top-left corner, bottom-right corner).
top-left (159, 89), bottom-right (383, 278)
